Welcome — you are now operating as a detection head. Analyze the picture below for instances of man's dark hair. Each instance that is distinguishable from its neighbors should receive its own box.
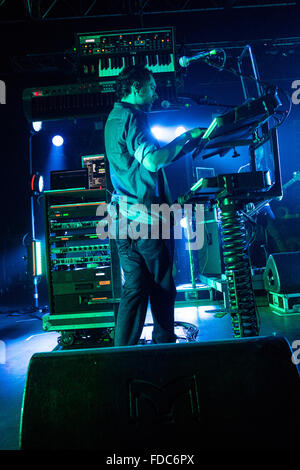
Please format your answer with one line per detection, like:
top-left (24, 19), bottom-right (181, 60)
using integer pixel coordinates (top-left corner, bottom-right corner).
top-left (115, 65), bottom-right (153, 100)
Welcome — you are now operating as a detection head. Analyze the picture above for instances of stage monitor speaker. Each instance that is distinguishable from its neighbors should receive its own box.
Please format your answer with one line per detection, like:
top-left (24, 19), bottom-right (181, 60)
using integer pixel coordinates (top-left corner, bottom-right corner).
top-left (19, 336), bottom-right (300, 451)
top-left (264, 252), bottom-right (300, 293)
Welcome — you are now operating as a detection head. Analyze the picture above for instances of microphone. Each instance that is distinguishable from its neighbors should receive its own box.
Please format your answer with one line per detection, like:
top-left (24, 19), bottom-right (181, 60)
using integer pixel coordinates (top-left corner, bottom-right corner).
top-left (179, 49), bottom-right (219, 68)
top-left (160, 99), bottom-right (195, 110)
top-left (161, 100), bottom-right (176, 109)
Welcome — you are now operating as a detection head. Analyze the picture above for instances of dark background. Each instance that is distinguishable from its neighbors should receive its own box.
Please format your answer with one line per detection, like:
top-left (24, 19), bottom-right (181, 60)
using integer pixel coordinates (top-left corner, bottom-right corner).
top-left (1, 1), bottom-right (300, 306)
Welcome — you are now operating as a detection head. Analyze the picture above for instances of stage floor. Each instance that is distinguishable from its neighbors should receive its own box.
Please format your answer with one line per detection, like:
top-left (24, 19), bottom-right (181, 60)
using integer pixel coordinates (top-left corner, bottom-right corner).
top-left (1, 295), bottom-right (300, 451)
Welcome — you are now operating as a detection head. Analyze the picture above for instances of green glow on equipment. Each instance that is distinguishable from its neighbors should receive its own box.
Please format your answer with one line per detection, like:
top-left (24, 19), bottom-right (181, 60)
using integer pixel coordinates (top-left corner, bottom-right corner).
top-left (32, 240), bottom-right (42, 276)
top-left (190, 178), bottom-right (204, 192)
top-left (35, 241), bottom-right (42, 276)
top-left (202, 118), bottom-right (218, 139)
top-left (44, 187), bottom-right (86, 193)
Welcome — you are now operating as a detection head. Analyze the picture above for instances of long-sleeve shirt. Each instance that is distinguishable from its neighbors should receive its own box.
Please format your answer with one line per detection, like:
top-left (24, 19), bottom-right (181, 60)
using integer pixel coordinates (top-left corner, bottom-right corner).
top-left (104, 102), bottom-right (172, 225)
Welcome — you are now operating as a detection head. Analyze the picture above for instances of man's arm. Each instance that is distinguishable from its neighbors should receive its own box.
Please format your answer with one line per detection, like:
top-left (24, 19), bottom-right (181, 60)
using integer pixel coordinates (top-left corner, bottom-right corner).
top-left (143, 128), bottom-right (205, 172)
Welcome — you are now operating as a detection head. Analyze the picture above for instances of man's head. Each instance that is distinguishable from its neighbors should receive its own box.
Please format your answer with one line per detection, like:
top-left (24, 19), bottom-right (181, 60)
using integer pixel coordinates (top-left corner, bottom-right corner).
top-left (116, 65), bottom-right (158, 112)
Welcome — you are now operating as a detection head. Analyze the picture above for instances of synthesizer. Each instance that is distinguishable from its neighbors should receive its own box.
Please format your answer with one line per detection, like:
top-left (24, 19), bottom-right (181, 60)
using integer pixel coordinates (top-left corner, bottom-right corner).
top-left (76, 27), bottom-right (176, 80)
top-left (194, 90), bottom-right (281, 159)
top-left (22, 28), bottom-right (177, 121)
top-left (22, 81), bottom-right (116, 121)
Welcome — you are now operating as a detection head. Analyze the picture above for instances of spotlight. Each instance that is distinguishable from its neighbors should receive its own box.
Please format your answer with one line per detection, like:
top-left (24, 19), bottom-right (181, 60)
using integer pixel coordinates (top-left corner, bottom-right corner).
top-left (180, 217), bottom-right (188, 229)
top-left (32, 121), bottom-right (43, 132)
top-left (52, 135), bottom-right (64, 147)
top-left (175, 126), bottom-right (186, 137)
top-left (151, 125), bottom-right (165, 140)
top-left (30, 172), bottom-right (44, 194)
top-left (150, 125), bottom-right (174, 142)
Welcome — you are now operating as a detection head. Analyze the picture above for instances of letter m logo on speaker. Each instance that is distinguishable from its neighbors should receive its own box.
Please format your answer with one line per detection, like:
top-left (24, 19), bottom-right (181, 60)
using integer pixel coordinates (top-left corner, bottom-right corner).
top-left (128, 375), bottom-right (200, 425)
top-left (0, 80), bottom-right (6, 104)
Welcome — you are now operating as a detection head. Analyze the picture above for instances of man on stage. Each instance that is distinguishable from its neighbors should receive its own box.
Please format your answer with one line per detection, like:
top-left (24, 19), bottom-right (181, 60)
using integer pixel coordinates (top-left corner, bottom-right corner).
top-left (104, 65), bottom-right (203, 346)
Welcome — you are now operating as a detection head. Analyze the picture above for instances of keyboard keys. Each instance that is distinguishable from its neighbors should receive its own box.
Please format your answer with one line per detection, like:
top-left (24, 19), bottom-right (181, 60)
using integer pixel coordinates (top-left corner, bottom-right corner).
top-left (99, 52), bottom-right (175, 77)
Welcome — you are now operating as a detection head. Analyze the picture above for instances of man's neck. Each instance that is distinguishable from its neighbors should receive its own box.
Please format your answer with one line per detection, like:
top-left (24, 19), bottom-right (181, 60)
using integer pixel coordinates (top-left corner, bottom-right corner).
top-left (121, 96), bottom-right (135, 105)
top-left (121, 96), bottom-right (142, 110)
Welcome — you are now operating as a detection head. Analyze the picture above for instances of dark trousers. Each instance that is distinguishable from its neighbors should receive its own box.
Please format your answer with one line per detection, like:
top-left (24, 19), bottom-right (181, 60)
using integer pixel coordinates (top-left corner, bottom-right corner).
top-left (114, 236), bottom-right (177, 346)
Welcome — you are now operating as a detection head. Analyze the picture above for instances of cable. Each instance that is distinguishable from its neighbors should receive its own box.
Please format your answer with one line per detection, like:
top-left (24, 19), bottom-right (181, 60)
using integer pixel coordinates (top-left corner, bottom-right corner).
top-left (203, 48), bottom-right (227, 72)
top-left (219, 199), bottom-right (260, 337)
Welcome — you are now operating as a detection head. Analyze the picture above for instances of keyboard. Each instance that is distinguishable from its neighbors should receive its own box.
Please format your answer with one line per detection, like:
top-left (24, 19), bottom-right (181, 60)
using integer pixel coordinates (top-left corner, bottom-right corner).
top-left (98, 52), bottom-right (175, 77)
top-left (76, 27), bottom-right (176, 81)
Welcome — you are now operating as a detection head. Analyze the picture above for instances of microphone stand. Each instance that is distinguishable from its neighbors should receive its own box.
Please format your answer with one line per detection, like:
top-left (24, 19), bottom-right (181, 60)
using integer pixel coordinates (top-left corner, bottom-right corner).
top-left (27, 127), bottom-right (41, 311)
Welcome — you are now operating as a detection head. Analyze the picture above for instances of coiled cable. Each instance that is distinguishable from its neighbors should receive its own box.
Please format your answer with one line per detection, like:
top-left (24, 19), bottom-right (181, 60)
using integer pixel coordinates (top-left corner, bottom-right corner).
top-left (219, 199), bottom-right (260, 337)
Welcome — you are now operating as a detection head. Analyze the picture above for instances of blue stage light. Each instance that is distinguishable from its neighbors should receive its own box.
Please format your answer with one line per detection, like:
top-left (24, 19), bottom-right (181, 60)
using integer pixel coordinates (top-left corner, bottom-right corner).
top-left (174, 126), bottom-right (186, 137)
top-left (151, 125), bottom-right (165, 141)
top-left (180, 217), bottom-right (188, 229)
top-left (52, 135), bottom-right (64, 147)
top-left (151, 125), bottom-right (176, 143)
top-left (32, 121), bottom-right (42, 132)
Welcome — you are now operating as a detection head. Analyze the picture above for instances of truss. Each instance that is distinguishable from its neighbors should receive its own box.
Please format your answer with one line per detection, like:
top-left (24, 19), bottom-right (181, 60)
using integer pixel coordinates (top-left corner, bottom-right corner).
top-left (0, 0), bottom-right (297, 22)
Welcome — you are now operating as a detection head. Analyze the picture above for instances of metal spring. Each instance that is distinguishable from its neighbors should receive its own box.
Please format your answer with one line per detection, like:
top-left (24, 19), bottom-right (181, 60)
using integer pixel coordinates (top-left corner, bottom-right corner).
top-left (220, 206), bottom-right (259, 337)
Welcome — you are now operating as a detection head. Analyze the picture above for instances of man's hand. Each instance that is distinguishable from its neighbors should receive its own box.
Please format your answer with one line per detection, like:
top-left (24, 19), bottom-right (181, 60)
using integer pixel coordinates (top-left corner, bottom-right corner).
top-left (170, 127), bottom-right (206, 161)
top-left (143, 127), bottom-right (207, 172)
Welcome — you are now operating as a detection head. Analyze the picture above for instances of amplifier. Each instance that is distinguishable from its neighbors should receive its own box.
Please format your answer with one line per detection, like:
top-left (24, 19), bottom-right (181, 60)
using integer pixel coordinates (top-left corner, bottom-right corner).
top-left (43, 189), bottom-right (121, 332)
top-left (48, 201), bottom-right (107, 220)
top-left (51, 255), bottom-right (111, 269)
top-left (51, 291), bottom-right (115, 314)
